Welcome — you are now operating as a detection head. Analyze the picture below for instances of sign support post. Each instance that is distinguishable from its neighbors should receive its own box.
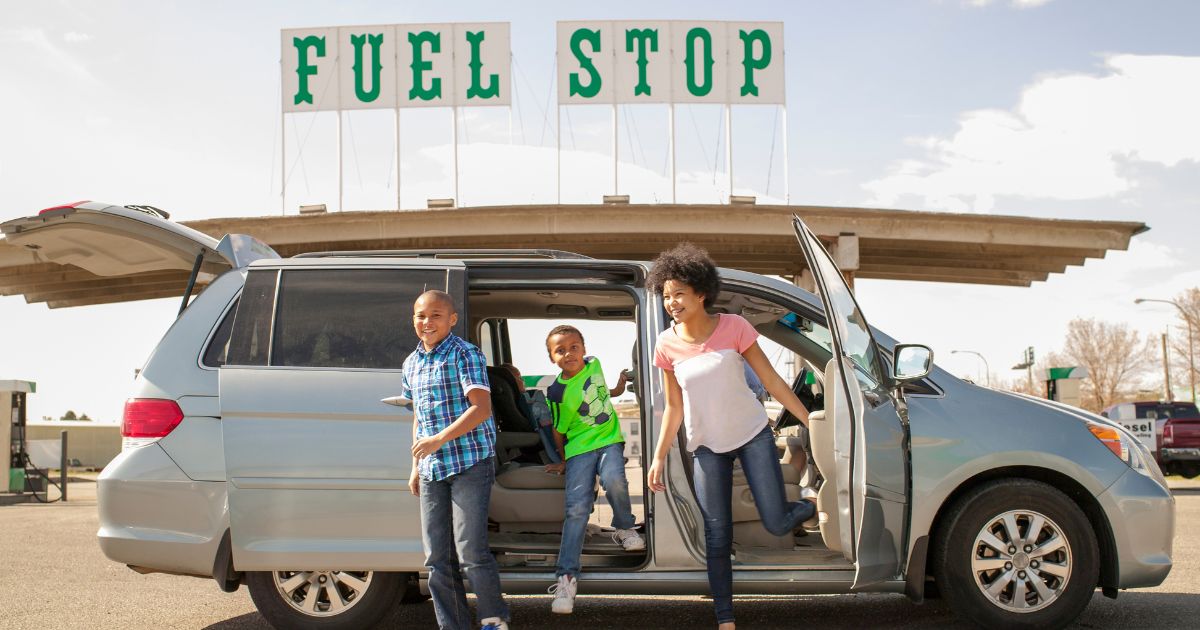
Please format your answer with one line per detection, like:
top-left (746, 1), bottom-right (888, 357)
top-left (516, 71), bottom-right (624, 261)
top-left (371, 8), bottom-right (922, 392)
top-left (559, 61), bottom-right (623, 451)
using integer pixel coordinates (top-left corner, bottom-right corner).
top-left (669, 104), bottom-right (676, 203)
top-left (280, 57), bottom-right (286, 216)
top-left (782, 104), bottom-right (790, 204)
top-left (612, 104), bottom-right (619, 195)
top-left (337, 110), bottom-right (344, 211)
top-left (452, 106), bottom-right (460, 206)
top-left (725, 104), bottom-right (733, 199)
top-left (403, 106), bottom-right (408, 207)
top-left (556, 103), bottom-right (561, 204)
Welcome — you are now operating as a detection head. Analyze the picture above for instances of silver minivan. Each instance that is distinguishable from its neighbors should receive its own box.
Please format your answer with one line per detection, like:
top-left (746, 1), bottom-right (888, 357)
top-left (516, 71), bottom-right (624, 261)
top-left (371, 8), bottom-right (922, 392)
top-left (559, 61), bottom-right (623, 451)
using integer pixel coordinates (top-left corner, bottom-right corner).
top-left (1, 202), bottom-right (1175, 629)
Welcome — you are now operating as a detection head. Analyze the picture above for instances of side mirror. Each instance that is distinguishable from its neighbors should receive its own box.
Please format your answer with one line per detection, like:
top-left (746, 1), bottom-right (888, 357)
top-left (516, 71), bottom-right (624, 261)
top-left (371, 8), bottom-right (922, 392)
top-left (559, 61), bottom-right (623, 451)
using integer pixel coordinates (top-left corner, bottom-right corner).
top-left (893, 344), bottom-right (933, 382)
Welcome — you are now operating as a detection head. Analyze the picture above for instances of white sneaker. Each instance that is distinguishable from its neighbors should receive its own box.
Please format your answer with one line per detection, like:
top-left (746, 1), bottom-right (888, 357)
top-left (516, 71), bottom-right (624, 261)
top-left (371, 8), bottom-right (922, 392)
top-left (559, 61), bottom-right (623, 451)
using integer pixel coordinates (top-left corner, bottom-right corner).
top-left (612, 528), bottom-right (646, 551)
top-left (585, 522), bottom-right (602, 537)
top-left (549, 574), bottom-right (577, 614)
top-left (481, 617), bottom-right (509, 630)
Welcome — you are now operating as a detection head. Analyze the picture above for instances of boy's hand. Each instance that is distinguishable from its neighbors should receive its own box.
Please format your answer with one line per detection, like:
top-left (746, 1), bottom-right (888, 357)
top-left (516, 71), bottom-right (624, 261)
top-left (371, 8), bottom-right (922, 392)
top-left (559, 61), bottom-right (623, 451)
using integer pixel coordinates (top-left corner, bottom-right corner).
top-left (648, 457), bottom-right (667, 493)
top-left (412, 435), bottom-right (444, 460)
top-left (544, 462), bottom-right (565, 475)
top-left (408, 472), bottom-right (420, 496)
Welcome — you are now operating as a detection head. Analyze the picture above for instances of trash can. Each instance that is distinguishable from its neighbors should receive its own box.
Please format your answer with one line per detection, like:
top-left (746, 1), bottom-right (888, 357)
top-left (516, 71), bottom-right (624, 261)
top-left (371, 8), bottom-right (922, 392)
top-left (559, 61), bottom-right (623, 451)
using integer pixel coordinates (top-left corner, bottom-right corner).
top-left (8, 468), bottom-right (24, 493)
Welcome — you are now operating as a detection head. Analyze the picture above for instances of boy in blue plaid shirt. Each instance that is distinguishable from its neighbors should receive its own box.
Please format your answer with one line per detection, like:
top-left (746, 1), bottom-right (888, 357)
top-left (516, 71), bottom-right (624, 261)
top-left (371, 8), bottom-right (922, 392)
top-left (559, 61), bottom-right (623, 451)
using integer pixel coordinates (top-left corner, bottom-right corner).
top-left (403, 290), bottom-right (510, 630)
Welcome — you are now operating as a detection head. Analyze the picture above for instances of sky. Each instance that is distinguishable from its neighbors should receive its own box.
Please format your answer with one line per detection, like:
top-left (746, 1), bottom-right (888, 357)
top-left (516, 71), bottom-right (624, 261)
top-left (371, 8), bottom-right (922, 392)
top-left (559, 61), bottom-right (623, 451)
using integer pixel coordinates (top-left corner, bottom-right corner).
top-left (2, 0), bottom-right (1199, 423)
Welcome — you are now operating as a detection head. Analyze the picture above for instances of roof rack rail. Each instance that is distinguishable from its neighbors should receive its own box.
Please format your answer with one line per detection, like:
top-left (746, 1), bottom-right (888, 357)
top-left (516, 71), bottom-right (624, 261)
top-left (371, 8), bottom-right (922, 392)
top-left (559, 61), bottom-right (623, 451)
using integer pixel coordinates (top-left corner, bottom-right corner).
top-left (292, 248), bottom-right (593, 260)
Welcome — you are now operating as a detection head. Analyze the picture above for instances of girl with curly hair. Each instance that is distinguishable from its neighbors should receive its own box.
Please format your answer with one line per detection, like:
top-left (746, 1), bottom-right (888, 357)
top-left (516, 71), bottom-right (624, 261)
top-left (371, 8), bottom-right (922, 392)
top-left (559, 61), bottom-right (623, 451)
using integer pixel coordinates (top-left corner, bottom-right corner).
top-left (645, 243), bottom-right (816, 629)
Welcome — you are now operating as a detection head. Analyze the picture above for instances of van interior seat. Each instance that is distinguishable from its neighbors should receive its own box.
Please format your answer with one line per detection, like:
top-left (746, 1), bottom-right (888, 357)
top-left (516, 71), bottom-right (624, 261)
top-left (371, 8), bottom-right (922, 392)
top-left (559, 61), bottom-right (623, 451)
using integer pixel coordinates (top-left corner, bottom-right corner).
top-left (490, 461), bottom-right (570, 533)
top-left (729, 455), bottom-right (803, 549)
top-left (809, 359), bottom-right (842, 554)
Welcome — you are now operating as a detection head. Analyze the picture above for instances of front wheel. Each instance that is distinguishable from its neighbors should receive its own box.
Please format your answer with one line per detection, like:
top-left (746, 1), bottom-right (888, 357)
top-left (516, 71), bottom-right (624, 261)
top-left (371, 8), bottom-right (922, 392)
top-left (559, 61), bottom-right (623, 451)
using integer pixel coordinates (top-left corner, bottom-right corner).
top-left (932, 479), bottom-right (1099, 630)
top-left (246, 570), bottom-right (406, 630)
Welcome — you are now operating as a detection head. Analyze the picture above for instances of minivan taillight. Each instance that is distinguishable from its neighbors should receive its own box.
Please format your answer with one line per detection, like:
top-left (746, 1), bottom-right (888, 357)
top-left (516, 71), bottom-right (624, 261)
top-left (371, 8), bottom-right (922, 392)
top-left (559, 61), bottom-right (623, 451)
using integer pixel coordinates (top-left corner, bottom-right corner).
top-left (122, 398), bottom-right (183, 450)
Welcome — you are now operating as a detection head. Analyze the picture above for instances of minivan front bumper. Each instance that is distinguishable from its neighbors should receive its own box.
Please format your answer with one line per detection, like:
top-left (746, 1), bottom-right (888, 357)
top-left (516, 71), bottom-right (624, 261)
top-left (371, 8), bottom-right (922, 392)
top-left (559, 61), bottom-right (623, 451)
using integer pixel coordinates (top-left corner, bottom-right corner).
top-left (97, 444), bottom-right (228, 578)
top-left (1096, 468), bottom-right (1175, 589)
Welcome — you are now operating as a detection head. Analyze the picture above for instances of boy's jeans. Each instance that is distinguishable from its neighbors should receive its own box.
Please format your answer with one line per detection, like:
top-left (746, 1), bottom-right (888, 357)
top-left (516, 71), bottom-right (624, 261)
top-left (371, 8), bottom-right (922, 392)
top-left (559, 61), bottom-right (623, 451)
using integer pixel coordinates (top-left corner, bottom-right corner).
top-left (692, 426), bottom-right (814, 625)
top-left (556, 442), bottom-right (635, 577)
top-left (420, 459), bottom-right (510, 630)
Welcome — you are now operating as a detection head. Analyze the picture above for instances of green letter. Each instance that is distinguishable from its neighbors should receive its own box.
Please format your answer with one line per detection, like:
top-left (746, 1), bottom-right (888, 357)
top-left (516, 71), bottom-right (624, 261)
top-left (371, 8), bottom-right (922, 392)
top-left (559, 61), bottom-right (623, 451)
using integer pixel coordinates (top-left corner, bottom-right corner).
top-left (293, 35), bottom-right (326, 105)
top-left (624, 28), bottom-right (658, 96)
top-left (351, 33), bottom-right (384, 103)
top-left (684, 28), bottom-right (714, 97)
top-left (569, 28), bottom-right (601, 98)
top-left (739, 29), bottom-right (771, 97)
top-left (408, 31), bottom-right (442, 101)
top-left (465, 30), bottom-right (499, 100)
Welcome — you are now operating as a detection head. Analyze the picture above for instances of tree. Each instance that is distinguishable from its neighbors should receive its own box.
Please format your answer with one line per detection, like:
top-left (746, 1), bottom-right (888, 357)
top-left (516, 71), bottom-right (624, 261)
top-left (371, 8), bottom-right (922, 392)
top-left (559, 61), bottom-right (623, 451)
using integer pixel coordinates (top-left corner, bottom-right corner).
top-left (78, 413), bottom-right (92, 421)
top-left (1061, 318), bottom-right (1152, 412)
top-left (1168, 287), bottom-right (1200, 401)
top-left (60, 410), bottom-right (77, 421)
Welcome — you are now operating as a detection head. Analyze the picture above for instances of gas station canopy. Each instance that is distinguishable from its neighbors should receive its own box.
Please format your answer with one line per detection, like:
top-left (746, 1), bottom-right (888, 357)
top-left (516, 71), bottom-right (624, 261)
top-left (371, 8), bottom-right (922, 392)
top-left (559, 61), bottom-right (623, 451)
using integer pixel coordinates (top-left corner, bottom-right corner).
top-left (0, 203), bottom-right (1147, 308)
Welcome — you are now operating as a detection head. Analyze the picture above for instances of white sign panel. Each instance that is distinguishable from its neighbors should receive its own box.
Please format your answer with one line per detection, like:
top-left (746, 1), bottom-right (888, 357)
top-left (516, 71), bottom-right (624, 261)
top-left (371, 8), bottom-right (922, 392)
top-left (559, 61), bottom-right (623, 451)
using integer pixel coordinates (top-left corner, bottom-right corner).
top-left (283, 23), bottom-right (511, 112)
top-left (283, 27), bottom-right (340, 112)
top-left (557, 20), bottom-right (785, 105)
top-left (1114, 418), bottom-right (1158, 455)
top-left (338, 25), bottom-right (398, 110)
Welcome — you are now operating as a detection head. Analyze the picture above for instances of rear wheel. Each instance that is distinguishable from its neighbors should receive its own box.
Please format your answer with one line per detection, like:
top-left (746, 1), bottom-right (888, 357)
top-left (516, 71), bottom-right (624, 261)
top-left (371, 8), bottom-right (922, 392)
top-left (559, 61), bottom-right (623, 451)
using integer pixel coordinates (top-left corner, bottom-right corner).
top-left (932, 479), bottom-right (1099, 630)
top-left (247, 570), bottom-right (406, 630)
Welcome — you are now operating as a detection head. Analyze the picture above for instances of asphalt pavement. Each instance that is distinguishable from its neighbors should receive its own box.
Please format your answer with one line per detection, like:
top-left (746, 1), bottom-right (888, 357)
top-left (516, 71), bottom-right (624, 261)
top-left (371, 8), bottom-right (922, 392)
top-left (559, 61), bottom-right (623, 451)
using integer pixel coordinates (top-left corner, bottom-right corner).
top-left (1, 479), bottom-right (1198, 629)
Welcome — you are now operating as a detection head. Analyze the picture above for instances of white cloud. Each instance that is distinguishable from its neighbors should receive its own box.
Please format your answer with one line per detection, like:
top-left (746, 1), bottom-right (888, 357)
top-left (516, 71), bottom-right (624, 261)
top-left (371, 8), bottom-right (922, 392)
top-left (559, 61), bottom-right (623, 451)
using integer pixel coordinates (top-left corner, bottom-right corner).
top-left (0, 27), bottom-right (98, 85)
top-left (864, 55), bottom-right (1200, 212)
top-left (63, 31), bottom-right (91, 43)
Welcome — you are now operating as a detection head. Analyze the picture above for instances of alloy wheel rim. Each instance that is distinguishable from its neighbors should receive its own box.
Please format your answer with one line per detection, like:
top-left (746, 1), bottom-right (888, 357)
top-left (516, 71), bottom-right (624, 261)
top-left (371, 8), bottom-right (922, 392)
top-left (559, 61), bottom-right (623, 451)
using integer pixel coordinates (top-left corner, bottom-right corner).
top-left (272, 570), bottom-right (373, 617)
top-left (970, 509), bottom-right (1071, 613)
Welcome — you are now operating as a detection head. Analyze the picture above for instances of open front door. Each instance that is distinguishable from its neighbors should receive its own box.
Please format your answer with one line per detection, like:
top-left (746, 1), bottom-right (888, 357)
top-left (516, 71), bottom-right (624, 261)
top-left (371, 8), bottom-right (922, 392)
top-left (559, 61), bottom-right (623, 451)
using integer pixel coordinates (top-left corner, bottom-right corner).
top-left (791, 216), bottom-right (910, 589)
top-left (219, 261), bottom-right (468, 571)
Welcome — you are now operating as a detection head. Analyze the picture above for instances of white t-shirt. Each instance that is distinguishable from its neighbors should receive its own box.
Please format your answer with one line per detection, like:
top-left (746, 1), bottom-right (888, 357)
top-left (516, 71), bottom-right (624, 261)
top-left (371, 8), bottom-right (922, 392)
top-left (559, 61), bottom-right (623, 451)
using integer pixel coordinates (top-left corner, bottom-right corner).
top-left (653, 313), bottom-right (768, 453)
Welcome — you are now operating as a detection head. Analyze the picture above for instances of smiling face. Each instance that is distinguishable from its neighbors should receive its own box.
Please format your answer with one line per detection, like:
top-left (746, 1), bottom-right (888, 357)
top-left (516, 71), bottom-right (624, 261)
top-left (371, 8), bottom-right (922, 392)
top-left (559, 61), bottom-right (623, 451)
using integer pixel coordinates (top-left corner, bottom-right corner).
top-left (412, 293), bottom-right (458, 351)
top-left (662, 279), bottom-right (707, 325)
top-left (547, 331), bottom-right (587, 378)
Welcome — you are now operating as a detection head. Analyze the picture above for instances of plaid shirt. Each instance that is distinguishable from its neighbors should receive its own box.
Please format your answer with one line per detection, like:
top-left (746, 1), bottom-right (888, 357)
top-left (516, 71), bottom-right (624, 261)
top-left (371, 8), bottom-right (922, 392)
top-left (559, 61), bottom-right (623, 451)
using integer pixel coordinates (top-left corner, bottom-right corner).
top-left (402, 333), bottom-right (495, 481)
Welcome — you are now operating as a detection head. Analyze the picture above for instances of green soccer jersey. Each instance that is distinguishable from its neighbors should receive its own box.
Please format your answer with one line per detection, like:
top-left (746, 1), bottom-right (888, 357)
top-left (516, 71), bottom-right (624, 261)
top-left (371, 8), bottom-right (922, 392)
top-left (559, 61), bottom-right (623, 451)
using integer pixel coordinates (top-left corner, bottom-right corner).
top-left (546, 356), bottom-right (624, 460)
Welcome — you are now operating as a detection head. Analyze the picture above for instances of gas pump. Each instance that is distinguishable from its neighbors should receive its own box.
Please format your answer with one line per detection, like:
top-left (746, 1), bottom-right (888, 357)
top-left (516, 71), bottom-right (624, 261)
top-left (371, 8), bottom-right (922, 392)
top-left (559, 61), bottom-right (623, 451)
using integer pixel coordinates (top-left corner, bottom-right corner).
top-left (1044, 367), bottom-right (1088, 408)
top-left (3, 380), bottom-right (35, 493)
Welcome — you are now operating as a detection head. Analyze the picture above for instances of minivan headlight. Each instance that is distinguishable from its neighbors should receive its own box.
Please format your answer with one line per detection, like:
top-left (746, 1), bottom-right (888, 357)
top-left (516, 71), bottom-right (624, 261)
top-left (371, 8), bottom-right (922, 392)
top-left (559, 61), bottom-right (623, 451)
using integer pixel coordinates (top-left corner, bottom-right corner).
top-left (1087, 421), bottom-right (1167, 486)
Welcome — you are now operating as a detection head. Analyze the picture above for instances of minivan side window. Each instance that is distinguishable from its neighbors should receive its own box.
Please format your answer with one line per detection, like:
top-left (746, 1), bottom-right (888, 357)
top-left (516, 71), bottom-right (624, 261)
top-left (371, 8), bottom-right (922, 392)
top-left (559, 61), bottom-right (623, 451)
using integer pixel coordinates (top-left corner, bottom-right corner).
top-left (227, 270), bottom-right (278, 366)
top-left (270, 268), bottom-right (447, 369)
top-left (202, 298), bottom-right (240, 368)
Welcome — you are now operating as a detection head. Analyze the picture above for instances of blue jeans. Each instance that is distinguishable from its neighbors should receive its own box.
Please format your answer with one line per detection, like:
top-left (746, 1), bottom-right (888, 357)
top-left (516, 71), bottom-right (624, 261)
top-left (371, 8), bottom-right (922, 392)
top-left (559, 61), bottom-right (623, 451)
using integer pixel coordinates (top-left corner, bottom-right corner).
top-left (557, 442), bottom-right (636, 577)
top-left (692, 426), bottom-right (814, 624)
top-left (420, 459), bottom-right (510, 630)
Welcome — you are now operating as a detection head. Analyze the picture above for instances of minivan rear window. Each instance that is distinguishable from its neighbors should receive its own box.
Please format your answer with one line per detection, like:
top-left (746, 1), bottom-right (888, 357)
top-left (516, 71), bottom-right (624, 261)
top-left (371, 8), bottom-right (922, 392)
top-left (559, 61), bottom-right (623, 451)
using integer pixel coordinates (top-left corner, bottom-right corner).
top-left (227, 270), bottom-right (278, 366)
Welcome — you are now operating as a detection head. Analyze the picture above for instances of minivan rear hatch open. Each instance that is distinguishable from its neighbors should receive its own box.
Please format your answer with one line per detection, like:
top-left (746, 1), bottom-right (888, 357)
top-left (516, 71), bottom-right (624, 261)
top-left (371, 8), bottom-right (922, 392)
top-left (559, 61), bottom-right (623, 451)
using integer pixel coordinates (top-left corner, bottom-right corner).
top-left (0, 201), bottom-right (277, 309)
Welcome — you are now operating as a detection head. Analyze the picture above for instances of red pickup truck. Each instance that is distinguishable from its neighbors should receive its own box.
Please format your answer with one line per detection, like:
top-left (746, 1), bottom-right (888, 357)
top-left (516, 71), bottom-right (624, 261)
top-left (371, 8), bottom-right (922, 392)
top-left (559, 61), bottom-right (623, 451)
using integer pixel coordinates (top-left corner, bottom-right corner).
top-left (1103, 400), bottom-right (1200, 478)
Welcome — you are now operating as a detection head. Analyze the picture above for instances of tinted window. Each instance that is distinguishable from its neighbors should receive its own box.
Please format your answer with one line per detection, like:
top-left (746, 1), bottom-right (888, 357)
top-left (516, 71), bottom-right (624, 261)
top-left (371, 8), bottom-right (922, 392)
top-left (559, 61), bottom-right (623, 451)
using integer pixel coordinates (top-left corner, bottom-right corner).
top-left (202, 298), bottom-right (239, 368)
top-left (227, 270), bottom-right (278, 366)
top-left (1137, 402), bottom-right (1200, 419)
top-left (271, 268), bottom-right (450, 369)
top-left (805, 238), bottom-right (883, 388)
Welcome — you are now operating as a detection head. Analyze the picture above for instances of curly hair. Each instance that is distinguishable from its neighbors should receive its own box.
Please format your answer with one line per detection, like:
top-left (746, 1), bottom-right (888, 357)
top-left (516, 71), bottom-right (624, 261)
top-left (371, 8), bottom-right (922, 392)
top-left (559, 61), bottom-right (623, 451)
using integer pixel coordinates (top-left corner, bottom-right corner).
top-left (647, 243), bottom-right (721, 308)
top-left (545, 324), bottom-right (585, 352)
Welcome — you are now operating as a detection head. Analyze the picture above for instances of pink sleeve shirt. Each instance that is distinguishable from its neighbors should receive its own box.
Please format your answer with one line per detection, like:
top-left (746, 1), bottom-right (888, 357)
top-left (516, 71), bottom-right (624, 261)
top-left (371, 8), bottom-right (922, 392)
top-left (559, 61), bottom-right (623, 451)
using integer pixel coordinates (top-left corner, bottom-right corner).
top-left (654, 314), bottom-right (769, 453)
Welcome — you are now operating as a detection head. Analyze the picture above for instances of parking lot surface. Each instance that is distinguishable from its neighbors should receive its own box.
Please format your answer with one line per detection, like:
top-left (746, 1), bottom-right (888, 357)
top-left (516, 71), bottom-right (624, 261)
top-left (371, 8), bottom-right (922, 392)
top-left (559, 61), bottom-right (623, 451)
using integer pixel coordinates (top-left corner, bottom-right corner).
top-left (1, 479), bottom-right (1198, 629)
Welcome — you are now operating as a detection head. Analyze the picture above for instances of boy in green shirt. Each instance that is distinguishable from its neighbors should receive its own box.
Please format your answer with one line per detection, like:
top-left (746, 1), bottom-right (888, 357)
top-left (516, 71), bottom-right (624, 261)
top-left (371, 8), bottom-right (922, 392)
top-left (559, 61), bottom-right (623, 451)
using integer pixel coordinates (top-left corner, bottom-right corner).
top-left (543, 325), bottom-right (645, 614)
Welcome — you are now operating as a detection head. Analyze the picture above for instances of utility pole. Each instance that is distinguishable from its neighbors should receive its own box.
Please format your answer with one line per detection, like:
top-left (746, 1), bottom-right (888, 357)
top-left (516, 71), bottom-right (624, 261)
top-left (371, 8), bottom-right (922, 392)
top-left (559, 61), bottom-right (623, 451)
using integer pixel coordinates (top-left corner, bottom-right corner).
top-left (1012, 346), bottom-right (1036, 396)
top-left (1136, 298), bottom-right (1196, 403)
top-left (1162, 332), bottom-right (1173, 401)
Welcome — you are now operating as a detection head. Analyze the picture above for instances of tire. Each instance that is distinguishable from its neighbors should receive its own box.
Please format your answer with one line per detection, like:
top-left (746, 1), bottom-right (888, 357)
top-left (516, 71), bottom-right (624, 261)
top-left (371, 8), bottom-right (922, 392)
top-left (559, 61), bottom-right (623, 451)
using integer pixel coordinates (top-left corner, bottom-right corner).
top-left (246, 570), bottom-right (405, 630)
top-left (931, 479), bottom-right (1099, 630)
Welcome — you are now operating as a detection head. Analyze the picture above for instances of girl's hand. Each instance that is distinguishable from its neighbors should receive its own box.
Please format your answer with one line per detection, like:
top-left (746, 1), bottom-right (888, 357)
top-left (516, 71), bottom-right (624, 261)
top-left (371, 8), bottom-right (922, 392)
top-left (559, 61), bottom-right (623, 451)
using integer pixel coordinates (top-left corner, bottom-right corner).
top-left (648, 457), bottom-right (668, 493)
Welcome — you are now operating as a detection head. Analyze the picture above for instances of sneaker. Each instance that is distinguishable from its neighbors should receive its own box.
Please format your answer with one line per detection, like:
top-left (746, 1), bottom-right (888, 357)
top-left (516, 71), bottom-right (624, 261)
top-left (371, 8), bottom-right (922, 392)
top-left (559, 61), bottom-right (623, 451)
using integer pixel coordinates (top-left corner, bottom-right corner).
top-left (585, 522), bottom-right (602, 537)
top-left (481, 617), bottom-right (509, 630)
top-left (612, 528), bottom-right (646, 551)
top-left (799, 486), bottom-right (820, 529)
top-left (549, 574), bottom-right (577, 614)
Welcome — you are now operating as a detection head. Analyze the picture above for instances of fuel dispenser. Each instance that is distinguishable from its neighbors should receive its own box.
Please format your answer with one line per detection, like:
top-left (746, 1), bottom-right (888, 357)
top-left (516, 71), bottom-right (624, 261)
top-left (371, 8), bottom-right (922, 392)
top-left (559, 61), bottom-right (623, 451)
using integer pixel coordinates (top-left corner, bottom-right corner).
top-left (1044, 367), bottom-right (1088, 408)
top-left (3, 380), bottom-right (35, 493)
